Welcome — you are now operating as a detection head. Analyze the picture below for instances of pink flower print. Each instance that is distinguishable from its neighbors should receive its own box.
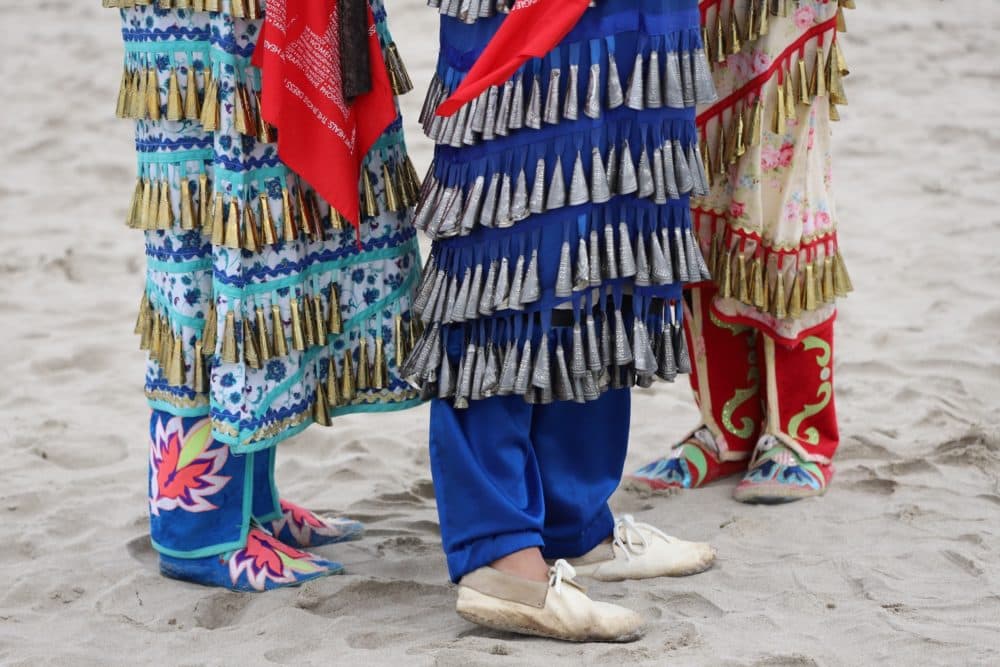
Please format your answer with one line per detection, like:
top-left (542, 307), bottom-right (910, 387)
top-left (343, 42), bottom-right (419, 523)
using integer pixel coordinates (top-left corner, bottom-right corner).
top-left (729, 200), bottom-right (747, 219)
top-left (752, 50), bottom-right (772, 75)
top-left (730, 52), bottom-right (753, 80)
top-left (784, 200), bottom-right (802, 223)
top-left (761, 145), bottom-right (781, 170)
top-left (794, 6), bottom-right (816, 29)
top-left (814, 211), bottom-right (832, 230)
top-left (778, 143), bottom-right (795, 168)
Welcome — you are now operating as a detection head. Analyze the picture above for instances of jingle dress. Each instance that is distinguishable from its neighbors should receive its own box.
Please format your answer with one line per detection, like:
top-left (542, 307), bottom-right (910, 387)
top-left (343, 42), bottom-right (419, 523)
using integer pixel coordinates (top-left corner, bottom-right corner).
top-left (106, 0), bottom-right (423, 564)
top-left (406, 0), bottom-right (717, 581)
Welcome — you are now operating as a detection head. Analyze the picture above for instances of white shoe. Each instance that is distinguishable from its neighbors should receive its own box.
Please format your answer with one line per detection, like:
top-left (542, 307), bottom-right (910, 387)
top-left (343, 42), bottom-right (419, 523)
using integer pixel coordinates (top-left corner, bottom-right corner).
top-left (567, 515), bottom-right (716, 581)
top-left (456, 559), bottom-right (645, 643)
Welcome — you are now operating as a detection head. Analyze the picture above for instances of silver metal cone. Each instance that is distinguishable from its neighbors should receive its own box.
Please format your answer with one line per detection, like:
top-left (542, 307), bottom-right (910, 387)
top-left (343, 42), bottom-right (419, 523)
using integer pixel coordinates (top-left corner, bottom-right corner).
top-left (673, 227), bottom-right (690, 282)
top-left (588, 229), bottom-right (602, 286)
top-left (479, 173), bottom-right (500, 228)
top-left (413, 259), bottom-right (437, 314)
top-left (563, 64), bottom-right (580, 120)
top-left (419, 76), bottom-right (442, 127)
top-left (569, 151), bottom-right (590, 206)
top-left (637, 147), bottom-right (654, 198)
top-left (546, 156), bottom-right (567, 209)
top-left (493, 256), bottom-right (511, 310)
top-left (680, 51), bottom-right (695, 108)
top-left (574, 237), bottom-right (590, 291)
top-left (585, 314), bottom-right (602, 371)
top-left (571, 322), bottom-right (587, 376)
top-left (613, 308), bottom-right (633, 365)
top-left (513, 338), bottom-right (533, 394)
top-left (571, 376), bottom-right (586, 404)
top-left (529, 158), bottom-right (546, 213)
top-left (650, 230), bottom-right (675, 285)
top-left (544, 69), bottom-right (562, 124)
top-left (509, 73), bottom-right (525, 130)
top-left (462, 100), bottom-right (479, 145)
top-left (511, 168), bottom-right (529, 221)
top-left (450, 268), bottom-right (472, 322)
top-left (634, 232), bottom-right (651, 286)
top-left (435, 188), bottom-right (463, 238)
top-left (522, 249), bottom-right (541, 303)
top-left (526, 75), bottom-right (543, 129)
top-left (607, 53), bottom-right (624, 109)
top-left (460, 175), bottom-right (485, 234)
top-left (645, 50), bottom-right (663, 107)
top-left (618, 140), bottom-right (638, 194)
top-left (603, 224), bottom-right (619, 279)
top-left (483, 86), bottom-right (499, 141)
top-left (554, 342), bottom-right (574, 401)
top-left (652, 147), bottom-right (668, 204)
top-left (495, 173), bottom-right (513, 228)
top-left (508, 254), bottom-right (525, 310)
top-left (437, 351), bottom-right (455, 398)
top-left (664, 51), bottom-right (684, 108)
top-left (688, 144), bottom-right (709, 197)
top-left (470, 343), bottom-right (486, 400)
top-left (625, 52), bottom-right (644, 110)
top-left (633, 319), bottom-right (657, 374)
top-left (692, 48), bottom-right (718, 104)
top-left (656, 325), bottom-right (677, 382)
top-left (581, 371), bottom-right (600, 401)
top-left (662, 141), bottom-right (680, 199)
top-left (605, 144), bottom-right (618, 196)
top-left (590, 147), bottom-right (612, 203)
top-left (498, 340), bottom-right (518, 394)
top-left (456, 342), bottom-right (476, 403)
top-left (600, 310), bottom-right (611, 368)
top-left (531, 335), bottom-right (551, 390)
top-left (673, 140), bottom-right (694, 194)
top-left (555, 241), bottom-right (573, 297)
top-left (471, 89), bottom-right (488, 133)
top-left (427, 113), bottom-right (445, 143)
top-left (449, 104), bottom-right (469, 147)
top-left (445, 273), bottom-right (462, 323)
top-left (674, 322), bottom-right (692, 374)
top-left (683, 228), bottom-right (704, 283)
top-left (585, 63), bottom-right (602, 119)
top-left (479, 260), bottom-right (498, 315)
top-left (412, 178), bottom-right (439, 231)
top-left (464, 263), bottom-right (484, 320)
top-left (481, 343), bottom-right (500, 397)
top-left (618, 221), bottom-right (637, 277)
top-left (495, 79), bottom-right (513, 137)
top-left (422, 270), bottom-right (446, 324)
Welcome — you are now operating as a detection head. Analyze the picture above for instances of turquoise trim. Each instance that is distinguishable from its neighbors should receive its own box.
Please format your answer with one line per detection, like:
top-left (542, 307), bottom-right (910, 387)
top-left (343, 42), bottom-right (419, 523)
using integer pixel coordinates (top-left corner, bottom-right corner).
top-left (252, 270), bottom-right (418, 420)
top-left (145, 280), bottom-right (208, 330)
top-left (146, 257), bottom-right (213, 274)
top-left (228, 396), bottom-right (424, 455)
top-left (214, 165), bottom-right (289, 188)
top-left (139, 148), bottom-right (213, 166)
top-left (125, 41), bottom-right (211, 55)
top-left (212, 237), bottom-right (418, 299)
top-left (147, 399), bottom-right (210, 418)
top-left (150, 450), bottom-right (255, 559)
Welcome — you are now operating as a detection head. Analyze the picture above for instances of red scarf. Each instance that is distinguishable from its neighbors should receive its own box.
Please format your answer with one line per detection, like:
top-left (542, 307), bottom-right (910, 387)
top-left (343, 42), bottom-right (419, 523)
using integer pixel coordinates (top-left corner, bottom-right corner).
top-left (254, 0), bottom-right (396, 231)
top-left (436, 0), bottom-right (591, 117)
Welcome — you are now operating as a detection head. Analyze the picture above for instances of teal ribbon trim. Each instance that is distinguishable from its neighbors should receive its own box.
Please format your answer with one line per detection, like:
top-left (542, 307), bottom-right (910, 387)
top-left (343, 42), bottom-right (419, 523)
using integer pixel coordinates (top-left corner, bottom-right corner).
top-left (212, 236), bottom-right (418, 299)
top-left (145, 279), bottom-right (209, 330)
top-left (125, 40), bottom-right (211, 56)
top-left (146, 256), bottom-right (213, 274)
top-left (139, 148), bottom-right (213, 166)
top-left (213, 165), bottom-right (289, 188)
top-left (147, 399), bottom-right (210, 418)
top-left (252, 268), bottom-right (418, 420)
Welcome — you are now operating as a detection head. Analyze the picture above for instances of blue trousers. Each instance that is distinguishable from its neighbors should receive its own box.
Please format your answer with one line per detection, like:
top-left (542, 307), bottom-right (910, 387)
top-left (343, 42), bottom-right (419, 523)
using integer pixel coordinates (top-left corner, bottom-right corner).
top-left (430, 389), bottom-right (631, 582)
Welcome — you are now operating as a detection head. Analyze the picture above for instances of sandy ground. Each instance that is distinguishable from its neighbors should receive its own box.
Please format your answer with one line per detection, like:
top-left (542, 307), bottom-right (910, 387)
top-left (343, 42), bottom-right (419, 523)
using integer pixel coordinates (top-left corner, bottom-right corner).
top-left (1, 1), bottom-right (999, 665)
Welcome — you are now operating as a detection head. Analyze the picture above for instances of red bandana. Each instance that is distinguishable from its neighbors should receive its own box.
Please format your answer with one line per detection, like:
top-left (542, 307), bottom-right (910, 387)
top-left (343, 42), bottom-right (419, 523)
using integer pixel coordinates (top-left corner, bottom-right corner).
top-left (254, 0), bottom-right (397, 230)
top-left (436, 0), bottom-right (591, 117)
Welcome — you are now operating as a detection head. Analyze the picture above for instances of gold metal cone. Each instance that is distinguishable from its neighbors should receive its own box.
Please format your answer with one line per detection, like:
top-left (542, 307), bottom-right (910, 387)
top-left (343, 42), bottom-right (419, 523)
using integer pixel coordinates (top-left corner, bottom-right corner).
top-left (313, 383), bottom-right (332, 426)
top-left (116, 68), bottom-right (130, 118)
top-left (312, 295), bottom-right (328, 344)
top-left (356, 338), bottom-right (371, 390)
top-left (383, 163), bottom-right (400, 213)
top-left (774, 270), bottom-right (787, 319)
top-left (184, 68), bottom-right (201, 121)
top-left (788, 270), bottom-right (803, 319)
top-left (804, 261), bottom-right (818, 311)
top-left (822, 255), bottom-right (836, 302)
top-left (166, 68), bottom-right (184, 121)
top-left (295, 186), bottom-right (316, 240)
top-left (198, 173), bottom-right (209, 229)
top-left (271, 304), bottom-right (289, 357)
top-left (180, 179), bottom-right (196, 230)
top-left (361, 169), bottom-right (379, 218)
top-left (326, 357), bottom-right (342, 406)
top-left (373, 338), bottom-right (388, 389)
top-left (255, 307), bottom-right (272, 362)
top-left (157, 179), bottom-right (174, 230)
top-left (224, 198), bottom-right (242, 249)
top-left (737, 253), bottom-right (750, 303)
top-left (833, 250), bottom-right (853, 296)
top-left (290, 298), bottom-right (306, 351)
top-left (797, 58), bottom-right (810, 105)
top-left (327, 284), bottom-right (343, 334)
top-left (202, 302), bottom-right (217, 355)
top-left (221, 311), bottom-right (239, 363)
top-left (242, 203), bottom-right (261, 252)
top-left (750, 256), bottom-right (765, 308)
top-left (281, 187), bottom-right (298, 243)
top-left (242, 317), bottom-right (261, 369)
top-left (394, 315), bottom-right (406, 368)
top-left (773, 80), bottom-right (787, 135)
top-left (340, 352), bottom-right (356, 402)
top-left (146, 67), bottom-right (162, 121)
top-left (210, 193), bottom-right (225, 245)
top-left (302, 294), bottom-right (317, 348)
top-left (193, 341), bottom-right (208, 393)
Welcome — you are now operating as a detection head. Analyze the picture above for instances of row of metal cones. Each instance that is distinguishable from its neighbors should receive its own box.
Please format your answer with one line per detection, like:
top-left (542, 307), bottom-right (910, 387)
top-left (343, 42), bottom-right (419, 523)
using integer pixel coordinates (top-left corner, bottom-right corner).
top-left (124, 155), bottom-right (422, 247)
top-left (706, 234), bottom-right (854, 320)
top-left (136, 287), bottom-right (422, 394)
top-left (426, 0), bottom-right (598, 26)
top-left (104, 0), bottom-right (262, 15)
top-left (702, 0), bottom-right (856, 66)
top-left (698, 32), bottom-right (849, 187)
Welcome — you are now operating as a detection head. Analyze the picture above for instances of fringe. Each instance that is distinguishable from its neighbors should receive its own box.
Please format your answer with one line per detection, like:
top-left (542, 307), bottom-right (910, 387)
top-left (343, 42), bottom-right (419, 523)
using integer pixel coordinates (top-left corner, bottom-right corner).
top-left (421, 27), bottom-right (717, 146)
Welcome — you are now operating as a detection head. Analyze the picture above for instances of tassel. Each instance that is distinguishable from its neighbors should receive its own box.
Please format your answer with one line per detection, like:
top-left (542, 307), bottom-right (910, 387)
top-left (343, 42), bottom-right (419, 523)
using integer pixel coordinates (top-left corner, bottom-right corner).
top-left (221, 311), bottom-right (239, 364)
top-left (289, 298), bottom-right (306, 351)
top-left (357, 338), bottom-right (371, 390)
top-left (341, 351), bottom-right (356, 402)
top-left (271, 304), bottom-right (289, 357)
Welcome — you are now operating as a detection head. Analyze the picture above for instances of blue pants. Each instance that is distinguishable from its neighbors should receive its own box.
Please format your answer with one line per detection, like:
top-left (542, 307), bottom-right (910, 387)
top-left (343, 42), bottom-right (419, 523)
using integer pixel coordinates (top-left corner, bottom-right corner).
top-left (430, 389), bottom-right (631, 582)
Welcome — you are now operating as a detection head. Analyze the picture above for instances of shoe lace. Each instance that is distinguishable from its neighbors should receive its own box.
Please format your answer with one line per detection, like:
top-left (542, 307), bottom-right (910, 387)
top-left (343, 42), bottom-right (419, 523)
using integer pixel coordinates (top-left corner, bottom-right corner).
top-left (612, 514), bottom-right (677, 562)
top-left (548, 559), bottom-right (578, 594)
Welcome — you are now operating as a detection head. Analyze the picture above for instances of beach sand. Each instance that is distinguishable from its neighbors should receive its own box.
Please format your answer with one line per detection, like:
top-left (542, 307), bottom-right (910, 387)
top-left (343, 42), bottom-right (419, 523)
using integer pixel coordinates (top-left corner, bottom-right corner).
top-left (1, 1), bottom-right (998, 664)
